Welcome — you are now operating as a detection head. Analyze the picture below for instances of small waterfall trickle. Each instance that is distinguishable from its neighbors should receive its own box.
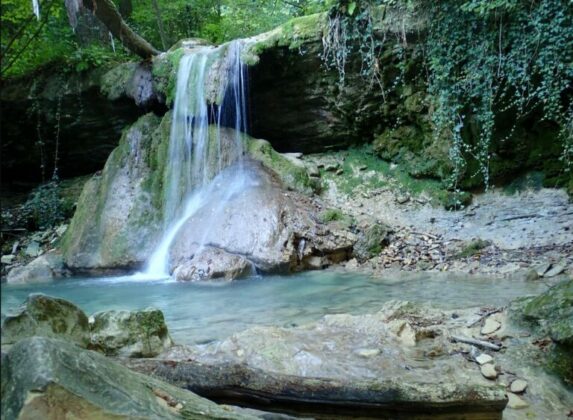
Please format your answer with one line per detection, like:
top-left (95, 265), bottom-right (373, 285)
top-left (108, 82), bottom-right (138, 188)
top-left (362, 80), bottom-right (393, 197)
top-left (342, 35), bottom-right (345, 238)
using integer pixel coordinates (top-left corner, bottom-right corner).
top-left (144, 41), bottom-right (249, 278)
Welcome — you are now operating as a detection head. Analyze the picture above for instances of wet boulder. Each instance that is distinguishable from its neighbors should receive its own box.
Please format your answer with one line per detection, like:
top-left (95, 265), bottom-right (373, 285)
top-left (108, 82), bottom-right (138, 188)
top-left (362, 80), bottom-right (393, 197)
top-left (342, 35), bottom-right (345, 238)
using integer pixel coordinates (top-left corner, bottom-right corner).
top-left (6, 252), bottom-right (66, 284)
top-left (90, 308), bottom-right (174, 357)
top-left (173, 247), bottom-right (253, 282)
top-left (1, 336), bottom-right (259, 420)
top-left (1, 294), bottom-right (90, 350)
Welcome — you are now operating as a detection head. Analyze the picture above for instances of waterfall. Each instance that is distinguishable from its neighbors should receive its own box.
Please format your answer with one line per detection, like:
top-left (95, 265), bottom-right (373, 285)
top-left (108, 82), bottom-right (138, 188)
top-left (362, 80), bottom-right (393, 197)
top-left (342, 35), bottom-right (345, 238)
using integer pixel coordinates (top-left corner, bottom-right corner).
top-left (144, 41), bottom-right (249, 278)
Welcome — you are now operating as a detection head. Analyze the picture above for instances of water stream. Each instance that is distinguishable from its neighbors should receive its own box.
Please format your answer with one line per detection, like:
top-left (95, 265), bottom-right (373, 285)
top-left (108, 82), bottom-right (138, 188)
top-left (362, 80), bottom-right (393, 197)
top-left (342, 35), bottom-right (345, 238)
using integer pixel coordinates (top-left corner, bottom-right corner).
top-left (1, 271), bottom-right (548, 345)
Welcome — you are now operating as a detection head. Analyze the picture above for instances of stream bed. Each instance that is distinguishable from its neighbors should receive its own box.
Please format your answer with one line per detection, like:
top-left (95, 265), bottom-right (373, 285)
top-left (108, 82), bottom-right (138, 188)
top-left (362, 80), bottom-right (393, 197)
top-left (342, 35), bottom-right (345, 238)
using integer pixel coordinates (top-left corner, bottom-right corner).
top-left (1, 270), bottom-right (547, 345)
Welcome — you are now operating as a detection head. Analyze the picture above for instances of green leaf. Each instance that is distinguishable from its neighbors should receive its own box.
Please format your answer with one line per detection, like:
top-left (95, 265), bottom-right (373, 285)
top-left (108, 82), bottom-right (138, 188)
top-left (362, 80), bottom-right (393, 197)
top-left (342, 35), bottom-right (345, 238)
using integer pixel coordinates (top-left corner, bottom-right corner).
top-left (347, 1), bottom-right (356, 16)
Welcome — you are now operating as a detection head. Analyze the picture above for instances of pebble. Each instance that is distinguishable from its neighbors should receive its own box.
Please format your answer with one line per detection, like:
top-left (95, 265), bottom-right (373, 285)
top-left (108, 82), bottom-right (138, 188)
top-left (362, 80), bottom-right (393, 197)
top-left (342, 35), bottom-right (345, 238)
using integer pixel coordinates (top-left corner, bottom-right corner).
top-left (476, 354), bottom-right (494, 365)
top-left (481, 318), bottom-right (501, 335)
top-left (544, 261), bottom-right (566, 278)
top-left (525, 269), bottom-right (539, 281)
top-left (480, 364), bottom-right (498, 379)
top-left (534, 262), bottom-right (551, 277)
top-left (356, 348), bottom-right (381, 358)
top-left (396, 195), bottom-right (410, 204)
top-left (507, 393), bottom-right (529, 409)
top-left (510, 379), bottom-right (528, 393)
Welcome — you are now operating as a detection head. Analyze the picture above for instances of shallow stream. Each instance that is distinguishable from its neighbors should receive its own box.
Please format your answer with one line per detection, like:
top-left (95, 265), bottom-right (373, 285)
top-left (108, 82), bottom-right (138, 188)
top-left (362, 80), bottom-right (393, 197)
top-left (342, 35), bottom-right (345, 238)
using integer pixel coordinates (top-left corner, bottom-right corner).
top-left (1, 270), bottom-right (547, 345)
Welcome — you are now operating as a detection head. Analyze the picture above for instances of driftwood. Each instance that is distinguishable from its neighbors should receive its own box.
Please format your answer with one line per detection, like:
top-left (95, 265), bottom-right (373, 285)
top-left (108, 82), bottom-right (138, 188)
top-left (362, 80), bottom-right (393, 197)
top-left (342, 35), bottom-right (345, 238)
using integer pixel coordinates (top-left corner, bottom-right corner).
top-left (122, 358), bottom-right (507, 419)
top-left (451, 335), bottom-right (502, 351)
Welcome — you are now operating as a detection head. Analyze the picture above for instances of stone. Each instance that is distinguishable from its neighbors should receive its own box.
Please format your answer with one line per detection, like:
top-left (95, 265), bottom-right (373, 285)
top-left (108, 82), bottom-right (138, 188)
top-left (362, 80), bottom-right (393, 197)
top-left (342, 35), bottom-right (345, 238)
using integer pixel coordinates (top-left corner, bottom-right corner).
top-left (55, 224), bottom-right (68, 237)
top-left (1, 294), bottom-right (90, 349)
top-left (510, 379), bottom-right (528, 393)
top-left (172, 247), bottom-right (253, 282)
top-left (515, 280), bottom-right (573, 345)
top-left (353, 223), bottom-right (391, 262)
top-left (396, 195), bottom-right (410, 204)
top-left (1, 255), bottom-right (14, 264)
top-left (525, 268), bottom-right (539, 281)
top-left (324, 162), bottom-right (340, 172)
top-left (481, 318), bottom-right (501, 335)
top-left (506, 393), bottom-right (529, 409)
top-left (24, 240), bottom-right (41, 257)
top-left (480, 364), bottom-right (498, 380)
top-left (1, 337), bottom-right (258, 420)
top-left (90, 308), bottom-right (173, 357)
top-left (544, 261), bottom-right (567, 278)
top-left (355, 348), bottom-right (380, 358)
top-left (6, 252), bottom-right (65, 284)
top-left (534, 262), bottom-right (551, 277)
top-left (476, 354), bottom-right (494, 365)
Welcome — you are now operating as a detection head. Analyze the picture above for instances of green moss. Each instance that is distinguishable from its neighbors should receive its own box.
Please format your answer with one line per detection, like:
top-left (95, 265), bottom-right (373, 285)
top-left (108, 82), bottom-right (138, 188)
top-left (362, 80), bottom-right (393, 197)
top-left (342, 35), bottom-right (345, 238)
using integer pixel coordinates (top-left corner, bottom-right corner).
top-left (320, 208), bottom-right (345, 223)
top-left (247, 138), bottom-right (318, 194)
top-left (100, 62), bottom-right (138, 100)
top-left (455, 239), bottom-right (490, 259)
top-left (315, 145), bottom-right (448, 205)
top-left (243, 13), bottom-right (325, 65)
top-left (152, 49), bottom-right (184, 106)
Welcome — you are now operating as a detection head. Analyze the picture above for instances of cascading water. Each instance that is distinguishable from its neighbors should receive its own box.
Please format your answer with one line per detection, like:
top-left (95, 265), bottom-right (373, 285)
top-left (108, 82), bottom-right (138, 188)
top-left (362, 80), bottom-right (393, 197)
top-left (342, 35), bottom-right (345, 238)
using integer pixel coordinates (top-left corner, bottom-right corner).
top-left (144, 41), bottom-right (250, 278)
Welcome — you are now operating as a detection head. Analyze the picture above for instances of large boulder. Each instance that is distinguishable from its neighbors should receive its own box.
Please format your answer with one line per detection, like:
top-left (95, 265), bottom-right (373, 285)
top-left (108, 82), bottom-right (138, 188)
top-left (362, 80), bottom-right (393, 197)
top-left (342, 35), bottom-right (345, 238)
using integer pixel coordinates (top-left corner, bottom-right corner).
top-left (173, 247), bottom-right (254, 282)
top-left (6, 252), bottom-right (66, 284)
top-left (0, 336), bottom-right (259, 420)
top-left (513, 279), bottom-right (573, 346)
top-left (60, 113), bottom-right (166, 270)
top-left (1, 294), bottom-right (90, 350)
top-left (90, 308), bottom-right (174, 357)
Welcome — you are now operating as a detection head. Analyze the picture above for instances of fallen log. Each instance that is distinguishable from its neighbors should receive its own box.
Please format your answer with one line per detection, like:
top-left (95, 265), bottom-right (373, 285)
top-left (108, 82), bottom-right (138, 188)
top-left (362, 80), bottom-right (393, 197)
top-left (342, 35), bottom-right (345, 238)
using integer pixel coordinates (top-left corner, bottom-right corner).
top-left (451, 335), bottom-right (502, 351)
top-left (122, 358), bottom-right (507, 419)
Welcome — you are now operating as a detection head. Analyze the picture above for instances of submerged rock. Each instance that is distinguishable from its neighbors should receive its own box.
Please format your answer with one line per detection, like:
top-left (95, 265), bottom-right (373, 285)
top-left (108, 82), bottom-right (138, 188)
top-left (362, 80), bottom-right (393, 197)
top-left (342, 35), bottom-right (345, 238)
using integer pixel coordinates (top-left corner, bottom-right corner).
top-left (1, 336), bottom-right (258, 419)
top-left (127, 300), bottom-right (507, 418)
top-left (1, 294), bottom-right (90, 350)
top-left (90, 308), bottom-right (174, 357)
top-left (173, 247), bottom-right (253, 282)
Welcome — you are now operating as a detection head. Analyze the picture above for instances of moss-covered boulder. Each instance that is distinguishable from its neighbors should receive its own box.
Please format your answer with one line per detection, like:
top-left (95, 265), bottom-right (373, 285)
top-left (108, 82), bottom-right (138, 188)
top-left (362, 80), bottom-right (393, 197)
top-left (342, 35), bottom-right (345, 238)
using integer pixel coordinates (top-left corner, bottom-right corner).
top-left (1, 294), bottom-right (90, 350)
top-left (511, 280), bottom-right (573, 384)
top-left (247, 138), bottom-right (318, 194)
top-left (1, 336), bottom-right (259, 419)
top-left (517, 279), bottom-right (573, 346)
top-left (60, 113), bottom-right (166, 270)
top-left (90, 308), bottom-right (174, 357)
top-left (353, 223), bottom-right (391, 262)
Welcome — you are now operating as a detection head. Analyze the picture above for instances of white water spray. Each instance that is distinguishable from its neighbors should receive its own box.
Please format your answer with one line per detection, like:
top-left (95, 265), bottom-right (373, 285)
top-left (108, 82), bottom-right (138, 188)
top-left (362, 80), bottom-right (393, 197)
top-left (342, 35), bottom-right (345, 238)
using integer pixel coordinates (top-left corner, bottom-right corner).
top-left (143, 41), bottom-right (249, 278)
top-left (32, 0), bottom-right (40, 20)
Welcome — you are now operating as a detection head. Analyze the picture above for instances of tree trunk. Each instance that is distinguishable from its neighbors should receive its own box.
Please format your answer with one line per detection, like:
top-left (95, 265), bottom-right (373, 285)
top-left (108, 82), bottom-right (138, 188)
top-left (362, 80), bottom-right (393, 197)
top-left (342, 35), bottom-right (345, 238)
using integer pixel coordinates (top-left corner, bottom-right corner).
top-left (150, 0), bottom-right (168, 50)
top-left (82, 0), bottom-right (160, 59)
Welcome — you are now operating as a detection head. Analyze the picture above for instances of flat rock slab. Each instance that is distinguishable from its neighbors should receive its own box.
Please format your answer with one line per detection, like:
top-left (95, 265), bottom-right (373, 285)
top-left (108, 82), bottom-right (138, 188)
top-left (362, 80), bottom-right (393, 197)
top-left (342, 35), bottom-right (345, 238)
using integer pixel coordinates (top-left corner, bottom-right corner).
top-left (124, 301), bottom-right (507, 418)
top-left (1, 337), bottom-right (261, 420)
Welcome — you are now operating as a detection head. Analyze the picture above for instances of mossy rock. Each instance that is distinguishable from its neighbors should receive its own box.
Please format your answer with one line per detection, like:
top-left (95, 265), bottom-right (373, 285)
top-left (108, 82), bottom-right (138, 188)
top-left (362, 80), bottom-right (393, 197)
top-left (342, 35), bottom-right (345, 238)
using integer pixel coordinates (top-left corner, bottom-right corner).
top-left (354, 223), bottom-right (391, 262)
top-left (1, 294), bottom-right (90, 350)
top-left (519, 279), bottom-right (573, 346)
top-left (1, 336), bottom-right (258, 419)
top-left (90, 308), bottom-right (173, 357)
top-left (247, 138), bottom-right (319, 194)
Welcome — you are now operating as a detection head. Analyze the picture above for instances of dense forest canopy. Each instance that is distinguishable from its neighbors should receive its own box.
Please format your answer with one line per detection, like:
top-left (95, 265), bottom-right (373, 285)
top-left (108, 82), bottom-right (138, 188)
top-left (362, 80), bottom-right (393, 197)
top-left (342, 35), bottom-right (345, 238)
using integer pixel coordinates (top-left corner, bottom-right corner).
top-left (1, 0), bottom-right (331, 77)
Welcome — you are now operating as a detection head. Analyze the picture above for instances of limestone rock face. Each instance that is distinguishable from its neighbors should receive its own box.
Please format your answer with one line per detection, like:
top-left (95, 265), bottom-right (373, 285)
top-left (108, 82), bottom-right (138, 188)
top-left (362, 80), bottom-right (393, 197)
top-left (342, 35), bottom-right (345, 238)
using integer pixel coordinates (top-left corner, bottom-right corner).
top-left (0, 336), bottom-right (258, 420)
top-left (1, 294), bottom-right (90, 349)
top-left (173, 247), bottom-right (253, 282)
top-left (90, 308), bottom-right (174, 357)
top-left (61, 113), bottom-right (165, 270)
top-left (1, 67), bottom-right (143, 185)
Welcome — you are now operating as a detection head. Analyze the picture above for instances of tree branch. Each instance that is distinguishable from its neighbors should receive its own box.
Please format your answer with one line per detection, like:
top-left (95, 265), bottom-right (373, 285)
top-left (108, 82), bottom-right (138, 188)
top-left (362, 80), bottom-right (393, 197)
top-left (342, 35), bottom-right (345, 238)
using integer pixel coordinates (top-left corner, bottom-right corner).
top-left (82, 0), bottom-right (161, 59)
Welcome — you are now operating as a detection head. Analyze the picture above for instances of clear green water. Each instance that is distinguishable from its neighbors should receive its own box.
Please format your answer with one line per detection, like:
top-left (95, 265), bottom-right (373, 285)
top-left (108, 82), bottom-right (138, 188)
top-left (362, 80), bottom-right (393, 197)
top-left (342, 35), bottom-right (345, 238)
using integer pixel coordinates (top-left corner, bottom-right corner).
top-left (1, 270), bottom-right (547, 345)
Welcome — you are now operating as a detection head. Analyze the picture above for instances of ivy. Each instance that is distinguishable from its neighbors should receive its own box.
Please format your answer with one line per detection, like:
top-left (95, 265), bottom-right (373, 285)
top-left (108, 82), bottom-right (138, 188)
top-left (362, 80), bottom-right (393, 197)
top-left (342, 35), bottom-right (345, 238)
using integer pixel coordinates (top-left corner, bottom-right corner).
top-left (322, 0), bottom-right (573, 192)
